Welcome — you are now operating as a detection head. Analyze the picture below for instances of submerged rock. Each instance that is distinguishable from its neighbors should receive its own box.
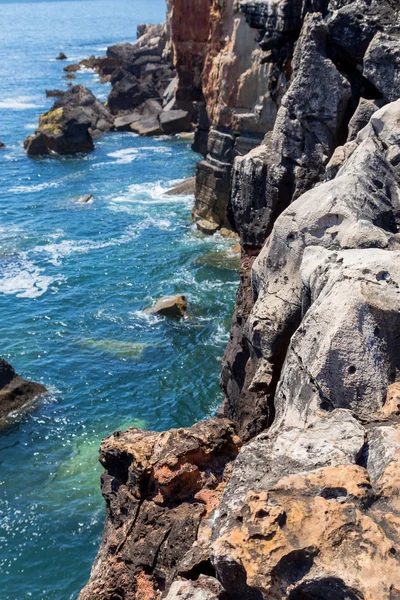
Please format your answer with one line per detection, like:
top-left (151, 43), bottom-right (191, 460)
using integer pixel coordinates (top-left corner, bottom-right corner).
top-left (24, 85), bottom-right (113, 156)
top-left (0, 358), bottom-right (46, 425)
top-left (146, 295), bottom-right (187, 318)
top-left (76, 194), bottom-right (93, 204)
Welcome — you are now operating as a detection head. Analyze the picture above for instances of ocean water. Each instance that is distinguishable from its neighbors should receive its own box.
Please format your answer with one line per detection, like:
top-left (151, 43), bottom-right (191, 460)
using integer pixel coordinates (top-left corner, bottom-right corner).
top-left (0, 2), bottom-right (239, 598)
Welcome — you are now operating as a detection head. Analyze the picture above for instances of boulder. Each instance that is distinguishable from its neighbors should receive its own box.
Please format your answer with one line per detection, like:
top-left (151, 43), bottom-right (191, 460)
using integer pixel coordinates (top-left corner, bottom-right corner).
top-left (196, 219), bottom-right (220, 235)
top-left (24, 85), bottom-right (113, 156)
top-left (108, 73), bottom-right (157, 114)
top-left (130, 115), bottom-right (163, 136)
top-left (62, 73), bottom-right (77, 80)
top-left (0, 358), bottom-right (46, 425)
top-left (63, 63), bottom-right (80, 72)
top-left (56, 52), bottom-right (67, 60)
top-left (0, 142), bottom-right (5, 149)
top-left (159, 109), bottom-right (191, 134)
top-left (146, 295), bottom-right (187, 318)
top-left (113, 112), bottom-right (141, 131)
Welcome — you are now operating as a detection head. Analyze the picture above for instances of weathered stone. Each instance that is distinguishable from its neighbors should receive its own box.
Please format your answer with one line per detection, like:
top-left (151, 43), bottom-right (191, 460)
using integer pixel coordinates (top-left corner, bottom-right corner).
top-left (0, 358), bottom-right (46, 425)
top-left (166, 177), bottom-right (195, 196)
top-left (108, 73), bottom-right (157, 114)
top-left (78, 418), bottom-right (240, 600)
top-left (24, 86), bottom-right (113, 155)
top-left (196, 219), bottom-right (219, 235)
top-left (130, 115), bottom-right (163, 136)
top-left (165, 576), bottom-right (228, 600)
top-left (114, 112), bottom-right (142, 131)
top-left (159, 109), bottom-right (191, 134)
top-left (146, 295), bottom-right (188, 318)
top-left (364, 32), bottom-right (400, 102)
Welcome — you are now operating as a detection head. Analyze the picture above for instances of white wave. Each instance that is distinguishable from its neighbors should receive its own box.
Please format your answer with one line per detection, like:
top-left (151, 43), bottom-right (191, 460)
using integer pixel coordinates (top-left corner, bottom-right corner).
top-left (9, 180), bottom-right (60, 193)
top-left (107, 147), bottom-right (139, 165)
top-left (209, 323), bottom-right (229, 345)
top-left (0, 96), bottom-right (43, 110)
top-left (32, 226), bottom-right (139, 266)
top-left (0, 259), bottom-right (58, 298)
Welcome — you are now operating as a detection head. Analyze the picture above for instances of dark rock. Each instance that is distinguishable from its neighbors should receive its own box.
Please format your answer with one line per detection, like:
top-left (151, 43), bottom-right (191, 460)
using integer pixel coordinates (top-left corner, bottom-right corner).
top-left (63, 63), bottom-right (80, 72)
top-left (130, 115), bottom-right (163, 136)
top-left (24, 85), bottom-right (113, 156)
top-left (0, 358), bottom-right (46, 425)
top-left (159, 109), bottom-right (192, 134)
top-left (114, 112), bottom-right (142, 131)
top-left (45, 89), bottom-right (65, 98)
top-left (0, 142), bottom-right (5, 149)
top-left (108, 73), bottom-right (157, 114)
top-left (56, 52), bottom-right (67, 60)
top-left (63, 73), bottom-right (77, 80)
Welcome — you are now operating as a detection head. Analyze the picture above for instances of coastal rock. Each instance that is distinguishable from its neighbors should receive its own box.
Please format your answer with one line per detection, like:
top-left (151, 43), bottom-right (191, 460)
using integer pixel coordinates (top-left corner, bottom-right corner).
top-left (159, 109), bottom-right (191, 134)
top-left (108, 73), bottom-right (158, 114)
top-left (63, 63), bottom-right (80, 72)
top-left (0, 358), bottom-right (46, 425)
top-left (45, 89), bottom-right (65, 98)
top-left (364, 32), bottom-right (400, 102)
top-left (165, 177), bottom-right (195, 196)
top-left (146, 295), bottom-right (188, 318)
top-left (56, 52), bottom-right (67, 60)
top-left (24, 85), bottom-right (113, 155)
top-left (130, 115), bottom-right (163, 136)
top-left (0, 142), bottom-right (6, 148)
top-left (78, 418), bottom-right (241, 600)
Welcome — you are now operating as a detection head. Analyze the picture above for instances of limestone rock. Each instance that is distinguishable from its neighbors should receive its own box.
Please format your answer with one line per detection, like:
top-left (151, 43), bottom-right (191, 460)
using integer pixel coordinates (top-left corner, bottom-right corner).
top-left (0, 358), bottom-right (46, 425)
top-left (196, 219), bottom-right (219, 235)
top-left (146, 295), bottom-right (188, 318)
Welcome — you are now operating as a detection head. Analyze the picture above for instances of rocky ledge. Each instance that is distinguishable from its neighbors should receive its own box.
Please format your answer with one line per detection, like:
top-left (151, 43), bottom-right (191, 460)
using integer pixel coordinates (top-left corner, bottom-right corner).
top-left (0, 358), bottom-right (46, 425)
top-left (80, 0), bottom-right (400, 598)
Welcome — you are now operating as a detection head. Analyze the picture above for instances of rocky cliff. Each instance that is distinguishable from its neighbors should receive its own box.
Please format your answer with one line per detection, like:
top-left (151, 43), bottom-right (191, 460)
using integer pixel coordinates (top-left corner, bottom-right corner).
top-left (80, 1), bottom-right (400, 598)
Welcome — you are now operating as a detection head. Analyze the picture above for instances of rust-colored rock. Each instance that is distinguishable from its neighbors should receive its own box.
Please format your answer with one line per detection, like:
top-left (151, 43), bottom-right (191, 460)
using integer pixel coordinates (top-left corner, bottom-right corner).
top-left (78, 418), bottom-right (240, 600)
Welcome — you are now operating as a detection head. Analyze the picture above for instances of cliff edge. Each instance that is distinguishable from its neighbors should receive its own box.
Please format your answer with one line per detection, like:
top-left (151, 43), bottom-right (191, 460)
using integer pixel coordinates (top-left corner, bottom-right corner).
top-left (80, 1), bottom-right (400, 598)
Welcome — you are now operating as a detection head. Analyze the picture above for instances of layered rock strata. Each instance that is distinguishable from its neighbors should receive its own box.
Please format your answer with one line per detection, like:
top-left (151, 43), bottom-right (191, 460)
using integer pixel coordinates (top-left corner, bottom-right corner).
top-left (80, 1), bottom-right (400, 599)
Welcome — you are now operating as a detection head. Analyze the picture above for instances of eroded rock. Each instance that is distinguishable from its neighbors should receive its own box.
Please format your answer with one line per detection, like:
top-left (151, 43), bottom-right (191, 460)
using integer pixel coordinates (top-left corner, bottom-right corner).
top-left (78, 418), bottom-right (241, 600)
top-left (0, 358), bottom-right (46, 426)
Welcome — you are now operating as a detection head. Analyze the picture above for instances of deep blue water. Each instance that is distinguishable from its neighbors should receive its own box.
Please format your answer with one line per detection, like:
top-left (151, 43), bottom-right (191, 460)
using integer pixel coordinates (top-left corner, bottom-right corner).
top-left (0, 2), bottom-right (239, 598)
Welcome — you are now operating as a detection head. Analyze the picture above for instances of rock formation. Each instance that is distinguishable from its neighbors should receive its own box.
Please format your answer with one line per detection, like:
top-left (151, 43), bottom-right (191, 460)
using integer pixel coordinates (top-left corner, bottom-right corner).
top-left (24, 85), bottom-right (113, 155)
top-left (0, 358), bottom-right (46, 425)
top-left (80, 1), bottom-right (400, 598)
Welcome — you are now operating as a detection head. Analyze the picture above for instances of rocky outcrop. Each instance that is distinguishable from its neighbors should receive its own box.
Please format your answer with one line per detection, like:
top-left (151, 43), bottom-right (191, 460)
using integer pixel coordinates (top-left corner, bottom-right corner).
top-left (0, 358), bottom-right (46, 425)
top-left (78, 418), bottom-right (240, 600)
top-left (80, 2), bottom-right (400, 599)
top-left (24, 86), bottom-right (113, 155)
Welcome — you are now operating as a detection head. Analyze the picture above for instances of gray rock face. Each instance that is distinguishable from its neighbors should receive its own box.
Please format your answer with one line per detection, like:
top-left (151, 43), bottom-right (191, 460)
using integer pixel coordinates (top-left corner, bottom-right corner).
top-left (364, 32), bottom-right (400, 102)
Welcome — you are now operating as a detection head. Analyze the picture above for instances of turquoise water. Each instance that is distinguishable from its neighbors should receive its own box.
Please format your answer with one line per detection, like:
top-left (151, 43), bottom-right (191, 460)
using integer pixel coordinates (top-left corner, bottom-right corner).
top-left (0, 2), bottom-right (238, 598)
